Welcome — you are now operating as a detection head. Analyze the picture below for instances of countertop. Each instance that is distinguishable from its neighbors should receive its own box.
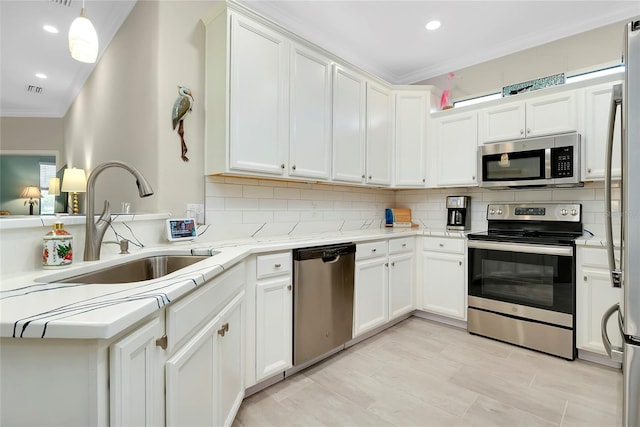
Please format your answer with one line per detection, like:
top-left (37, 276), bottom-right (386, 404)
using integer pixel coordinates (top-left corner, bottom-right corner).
top-left (0, 227), bottom-right (470, 340)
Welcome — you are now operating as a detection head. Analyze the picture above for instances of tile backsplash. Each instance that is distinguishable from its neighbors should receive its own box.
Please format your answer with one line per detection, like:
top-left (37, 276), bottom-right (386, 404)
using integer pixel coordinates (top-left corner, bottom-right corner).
top-left (205, 176), bottom-right (619, 239)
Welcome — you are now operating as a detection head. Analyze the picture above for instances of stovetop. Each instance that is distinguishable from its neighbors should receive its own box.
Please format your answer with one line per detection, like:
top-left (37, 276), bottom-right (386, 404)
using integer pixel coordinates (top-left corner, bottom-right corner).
top-left (467, 203), bottom-right (583, 246)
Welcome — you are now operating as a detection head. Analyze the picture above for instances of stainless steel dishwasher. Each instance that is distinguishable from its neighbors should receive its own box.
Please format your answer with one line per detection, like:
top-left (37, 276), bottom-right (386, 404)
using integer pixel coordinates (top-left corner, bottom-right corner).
top-left (292, 243), bottom-right (355, 367)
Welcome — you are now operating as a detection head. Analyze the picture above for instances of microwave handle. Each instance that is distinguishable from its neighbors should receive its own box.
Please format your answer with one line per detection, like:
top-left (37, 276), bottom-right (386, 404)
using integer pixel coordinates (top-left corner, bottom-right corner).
top-left (605, 83), bottom-right (622, 288)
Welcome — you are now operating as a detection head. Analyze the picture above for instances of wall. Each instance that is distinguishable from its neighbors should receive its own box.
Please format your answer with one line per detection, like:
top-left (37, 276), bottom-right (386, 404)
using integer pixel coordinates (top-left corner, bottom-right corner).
top-left (418, 20), bottom-right (626, 104)
top-left (0, 117), bottom-right (64, 156)
top-left (0, 155), bottom-right (55, 215)
top-left (63, 1), bottom-right (210, 217)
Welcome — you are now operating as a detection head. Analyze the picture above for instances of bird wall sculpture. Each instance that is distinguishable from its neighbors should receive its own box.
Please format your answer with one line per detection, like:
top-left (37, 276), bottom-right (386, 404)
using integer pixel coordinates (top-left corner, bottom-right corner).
top-left (172, 86), bottom-right (194, 162)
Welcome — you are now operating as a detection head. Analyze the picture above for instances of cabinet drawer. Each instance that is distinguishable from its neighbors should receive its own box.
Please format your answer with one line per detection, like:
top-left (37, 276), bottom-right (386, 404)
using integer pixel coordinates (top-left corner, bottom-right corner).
top-left (388, 237), bottom-right (415, 254)
top-left (579, 246), bottom-right (620, 269)
top-left (356, 240), bottom-right (388, 260)
top-left (166, 263), bottom-right (245, 353)
top-left (423, 237), bottom-right (464, 254)
top-left (256, 252), bottom-right (291, 279)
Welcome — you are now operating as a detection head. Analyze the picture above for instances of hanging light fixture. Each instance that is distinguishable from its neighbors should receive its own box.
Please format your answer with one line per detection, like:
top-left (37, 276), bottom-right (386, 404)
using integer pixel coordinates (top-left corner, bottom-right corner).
top-left (68, 0), bottom-right (98, 63)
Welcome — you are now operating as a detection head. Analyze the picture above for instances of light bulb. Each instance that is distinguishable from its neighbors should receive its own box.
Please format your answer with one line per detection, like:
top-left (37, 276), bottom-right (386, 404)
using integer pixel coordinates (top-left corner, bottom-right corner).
top-left (68, 8), bottom-right (98, 63)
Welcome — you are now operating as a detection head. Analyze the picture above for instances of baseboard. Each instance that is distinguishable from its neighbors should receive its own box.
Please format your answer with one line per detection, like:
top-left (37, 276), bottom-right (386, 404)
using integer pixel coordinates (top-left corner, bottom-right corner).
top-left (577, 348), bottom-right (622, 369)
top-left (412, 310), bottom-right (467, 329)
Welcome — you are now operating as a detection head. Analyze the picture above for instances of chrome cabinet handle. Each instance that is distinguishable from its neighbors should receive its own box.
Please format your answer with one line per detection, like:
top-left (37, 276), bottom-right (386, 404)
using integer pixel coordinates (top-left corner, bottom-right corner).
top-left (526, 128), bottom-right (531, 134)
top-left (459, 261), bottom-right (462, 266)
top-left (368, 175), bottom-right (372, 180)
top-left (402, 243), bottom-right (407, 247)
top-left (361, 174), bottom-right (365, 179)
top-left (292, 165), bottom-right (296, 170)
top-left (274, 263), bottom-right (282, 268)
top-left (217, 322), bottom-right (230, 337)
top-left (439, 243), bottom-right (444, 247)
top-left (287, 285), bottom-right (292, 291)
top-left (520, 129), bottom-right (524, 135)
top-left (422, 178), bottom-right (426, 183)
top-left (280, 163), bottom-right (285, 169)
top-left (391, 262), bottom-right (395, 267)
top-left (385, 262), bottom-right (389, 267)
top-left (371, 248), bottom-right (377, 252)
top-left (155, 335), bottom-right (168, 350)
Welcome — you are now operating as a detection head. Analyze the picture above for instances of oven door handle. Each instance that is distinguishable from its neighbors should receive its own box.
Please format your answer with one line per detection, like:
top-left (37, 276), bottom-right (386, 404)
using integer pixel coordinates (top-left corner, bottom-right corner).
top-left (467, 240), bottom-right (573, 256)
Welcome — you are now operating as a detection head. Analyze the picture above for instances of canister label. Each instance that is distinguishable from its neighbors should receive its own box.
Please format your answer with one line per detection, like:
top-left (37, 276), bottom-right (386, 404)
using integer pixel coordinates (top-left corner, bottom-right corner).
top-left (43, 234), bottom-right (73, 268)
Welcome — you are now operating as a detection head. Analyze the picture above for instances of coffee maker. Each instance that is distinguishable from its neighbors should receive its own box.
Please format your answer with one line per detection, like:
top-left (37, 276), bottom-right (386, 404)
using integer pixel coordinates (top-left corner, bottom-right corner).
top-left (446, 196), bottom-right (471, 230)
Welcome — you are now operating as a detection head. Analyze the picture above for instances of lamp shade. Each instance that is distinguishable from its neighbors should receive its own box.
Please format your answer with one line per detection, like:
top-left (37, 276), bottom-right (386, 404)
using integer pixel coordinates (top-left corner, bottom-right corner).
top-left (61, 168), bottom-right (87, 193)
top-left (68, 8), bottom-right (98, 63)
top-left (48, 177), bottom-right (61, 196)
top-left (20, 186), bottom-right (42, 199)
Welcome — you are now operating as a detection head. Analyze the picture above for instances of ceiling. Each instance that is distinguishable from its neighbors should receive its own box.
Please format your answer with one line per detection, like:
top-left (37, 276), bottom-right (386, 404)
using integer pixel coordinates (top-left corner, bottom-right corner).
top-left (1, 1), bottom-right (638, 119)
top-left (0, 0), bottom-right (136, 118)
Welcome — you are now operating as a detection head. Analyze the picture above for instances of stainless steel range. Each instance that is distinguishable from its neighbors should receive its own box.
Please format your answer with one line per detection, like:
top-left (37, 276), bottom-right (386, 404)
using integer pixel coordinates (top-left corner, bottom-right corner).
top-left (467, 203), bottom-right (583, 360)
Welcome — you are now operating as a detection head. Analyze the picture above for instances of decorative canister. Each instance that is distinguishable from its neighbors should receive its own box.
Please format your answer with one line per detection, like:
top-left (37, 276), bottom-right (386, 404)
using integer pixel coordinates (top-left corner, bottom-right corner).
top-left (42, 222), bottom-right (73, 268)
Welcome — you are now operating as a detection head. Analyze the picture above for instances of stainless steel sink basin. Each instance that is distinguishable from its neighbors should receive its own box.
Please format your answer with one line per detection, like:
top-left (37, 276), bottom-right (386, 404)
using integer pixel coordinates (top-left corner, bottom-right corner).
top-left (55, 254), bottom-right (217, 284)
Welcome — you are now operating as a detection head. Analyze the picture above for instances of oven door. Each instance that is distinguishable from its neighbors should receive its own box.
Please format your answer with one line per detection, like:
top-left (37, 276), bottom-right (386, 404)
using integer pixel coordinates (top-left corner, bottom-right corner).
top-left (468, 240), bottom-right (575, 320)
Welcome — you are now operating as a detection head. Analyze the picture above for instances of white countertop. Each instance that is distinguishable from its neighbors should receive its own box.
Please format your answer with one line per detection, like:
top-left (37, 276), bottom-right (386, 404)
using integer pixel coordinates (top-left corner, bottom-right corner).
top-left (1, 227), bottom-right (469, 340)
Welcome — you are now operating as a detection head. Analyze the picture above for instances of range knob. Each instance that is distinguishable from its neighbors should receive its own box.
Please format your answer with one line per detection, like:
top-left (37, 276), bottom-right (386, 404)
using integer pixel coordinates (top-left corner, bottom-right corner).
top-left (561, 208), bottom-right (568, 216)
top-left (571, 208), bottom-right (578, 216)
top-left (489, 208), bottom-right (496, 215)
top-left (496, 209), bottom-right (503, 215)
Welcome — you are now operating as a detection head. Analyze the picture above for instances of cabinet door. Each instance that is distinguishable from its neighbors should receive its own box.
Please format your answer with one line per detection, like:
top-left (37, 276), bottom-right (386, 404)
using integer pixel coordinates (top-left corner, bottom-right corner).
top-left (422, 251), bottom-right (466, 320)
top-left (582, 82), bottom-right (622, 180)
top-left (525, 91), bottom-right (577, 138)
top-left (166, 292), bottom-right (244, 427)
top-left (110, 315), bottom-right (164, 427)
top-left (256, 277), bottom-right (292, 381)
top-left (332, 65), bottom-right (366, 183)
top-left (289, 44), bottom-right (332, 180)
top-left (388, 252), bottom-right (415, 319)
top-left (230, 14), bottom-right (288, 175)
top-left (395, 91), bottom-right (427, 186)
top-left (577, 268), bottom-right (622, 355)
top-left (479, 101), bottom-right (525, 143)
top-left (218, 292), bottom-right (245, 427)
top-left (434, 111), bottom-right (478, 186)
top-left (366, 82), bottom-right (393, 185)
top-left (354, 257), bottom-right (388, 336)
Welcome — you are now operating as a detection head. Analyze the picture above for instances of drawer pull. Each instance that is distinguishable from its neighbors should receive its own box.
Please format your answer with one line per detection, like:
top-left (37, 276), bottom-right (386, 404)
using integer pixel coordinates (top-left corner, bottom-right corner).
top-left (584, 276), bottom-right (588, 282)
top-left (371, 248), bottom-right (377, 252)
top-left (439, 243), bottom-right (444, 247)
top-left (391, 262), bottom-right (395, 267)
top-left (217, 322), bottom-right (230, 337)
top-left (274, 263), bottom-right (282, 268)
top-left (155, 335), bottom-right (168, 350)
top-left (402, 243), bottom-right (407, 247)
top-left (459, 261), bottom-right (462, 266)
top-left (287, 285), bottom-right (292, 291)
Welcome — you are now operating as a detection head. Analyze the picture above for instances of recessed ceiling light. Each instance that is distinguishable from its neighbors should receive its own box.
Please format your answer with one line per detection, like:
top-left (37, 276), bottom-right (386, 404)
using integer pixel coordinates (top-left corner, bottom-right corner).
top-left (35, 73), bottom-right (47, 79)
top-left (43, 25), bottom-right (59, 34)
top-left (425, 20), bottom-right (441, 31)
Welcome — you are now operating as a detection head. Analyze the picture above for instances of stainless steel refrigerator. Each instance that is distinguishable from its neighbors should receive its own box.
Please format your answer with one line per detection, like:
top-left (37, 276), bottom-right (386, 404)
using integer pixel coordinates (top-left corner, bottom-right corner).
top-left (602, 19), bottom-right (640, 427)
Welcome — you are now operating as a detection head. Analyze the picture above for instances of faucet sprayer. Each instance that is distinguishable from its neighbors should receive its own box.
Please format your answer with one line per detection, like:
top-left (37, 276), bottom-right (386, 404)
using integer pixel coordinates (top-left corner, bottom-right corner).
top-left (84, 161), bottom-right (154, 261)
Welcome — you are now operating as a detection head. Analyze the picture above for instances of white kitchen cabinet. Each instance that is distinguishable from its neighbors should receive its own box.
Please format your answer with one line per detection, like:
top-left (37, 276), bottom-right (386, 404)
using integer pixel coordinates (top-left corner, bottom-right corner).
top-left (366, 81), bottom-right (394, 186)
top-left (110, 314), bottom-right (165, 427)
top-left (354, 238), bottom-right (415, 336)
top-left (388, 237), bottom-right (415, 320)
top-left (228, 13), bottom-right (289, 175)
top-left (354, 248), bottom-right (389, 336)
top-left (288, 43), bottom-right (333, 180)
top-left (433, 111), bottom-right (478, 187)
top-left (394, 88), bottom-right (430, 187)
top-left (254, 252), bottom-right (293, 382)
top-left (479, 91), bottom-right (578, 143)
top-left (576, 247), bottom-right (622, 355)
top-left (582, 81), bottom-right (622, 180)
top-left (421, 237), bottom-right (466, 321)
top-left (166, 291), bottom-right (244, 427)
top-left (332, 64), bottom-right (367, 184)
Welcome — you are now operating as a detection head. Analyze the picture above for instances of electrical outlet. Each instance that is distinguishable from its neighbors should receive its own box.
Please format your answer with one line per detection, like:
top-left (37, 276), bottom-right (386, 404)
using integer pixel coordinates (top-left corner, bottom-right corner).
top-left (186, 203), bottom-right (205, 224)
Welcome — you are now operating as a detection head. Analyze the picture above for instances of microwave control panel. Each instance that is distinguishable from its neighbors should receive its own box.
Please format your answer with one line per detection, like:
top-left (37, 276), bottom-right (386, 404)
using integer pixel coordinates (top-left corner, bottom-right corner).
top-left (551, 146), bottom-right (574, 177)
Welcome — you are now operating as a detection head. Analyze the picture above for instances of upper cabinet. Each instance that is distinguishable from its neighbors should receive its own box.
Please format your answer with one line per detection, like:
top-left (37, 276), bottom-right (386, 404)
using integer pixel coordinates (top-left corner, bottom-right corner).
top-left (288, 44), bottom-right (333, 180)
top-left (582, 81), bottom-right (622, 181)
top-left (432, 111), bottom-right (478, 187)
top-left (365, 82), bottom-right (393, 186)
top-left (479, 91), bottom-right (578, 143)
top-left (394, 88), bottom-right (430, 187)
top-left (332, 64), bottom-right (367, 184)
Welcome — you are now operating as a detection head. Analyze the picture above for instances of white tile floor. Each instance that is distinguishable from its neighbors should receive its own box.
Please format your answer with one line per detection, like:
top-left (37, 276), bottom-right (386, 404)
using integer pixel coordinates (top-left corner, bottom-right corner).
top-left (234, 317), bottom-right (622, 427)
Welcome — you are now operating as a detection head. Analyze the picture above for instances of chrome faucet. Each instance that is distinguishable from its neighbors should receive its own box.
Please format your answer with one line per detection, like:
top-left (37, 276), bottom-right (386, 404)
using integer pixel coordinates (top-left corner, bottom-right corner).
top-left (84, 161), bottom-right (154, 261)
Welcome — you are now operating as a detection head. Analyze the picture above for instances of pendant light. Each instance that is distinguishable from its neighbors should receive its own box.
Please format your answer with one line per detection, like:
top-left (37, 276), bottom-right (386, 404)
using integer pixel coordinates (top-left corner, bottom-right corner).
top-left (68, 0), bottom-right (98, 63)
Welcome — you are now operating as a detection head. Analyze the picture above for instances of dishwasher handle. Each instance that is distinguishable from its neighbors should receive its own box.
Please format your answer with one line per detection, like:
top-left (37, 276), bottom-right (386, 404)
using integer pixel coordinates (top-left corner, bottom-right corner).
top-left (323, 254), bottom-right (341, 264)
top-left (293, 243), bottom-right (355, 261)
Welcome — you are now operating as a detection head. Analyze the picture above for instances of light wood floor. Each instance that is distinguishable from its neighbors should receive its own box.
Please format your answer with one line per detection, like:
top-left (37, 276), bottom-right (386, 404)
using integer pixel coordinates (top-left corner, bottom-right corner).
top-left (234, 317), bottom-right (622, 427)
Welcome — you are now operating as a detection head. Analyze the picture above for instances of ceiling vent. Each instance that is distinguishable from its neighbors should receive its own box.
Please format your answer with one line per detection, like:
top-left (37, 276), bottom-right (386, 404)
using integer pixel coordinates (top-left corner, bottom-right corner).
top-left (51, 0), bottom-right (72, 6)
top-left (25, 85), bottom-right (45, 95)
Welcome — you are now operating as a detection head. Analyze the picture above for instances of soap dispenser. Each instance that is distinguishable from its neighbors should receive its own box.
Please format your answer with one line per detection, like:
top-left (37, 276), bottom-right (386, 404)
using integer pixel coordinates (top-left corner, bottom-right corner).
top-left (43, 221), bottom-right (73, 268)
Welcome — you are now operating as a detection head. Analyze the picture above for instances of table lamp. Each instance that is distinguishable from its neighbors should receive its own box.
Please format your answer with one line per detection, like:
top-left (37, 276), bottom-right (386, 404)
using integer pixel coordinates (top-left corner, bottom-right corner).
top-left (48, 177), bottom-right (61, 196)
top-left (61, 168), bottom-right (87, 215)
top-left (20, 185), bottom-right (42, 215)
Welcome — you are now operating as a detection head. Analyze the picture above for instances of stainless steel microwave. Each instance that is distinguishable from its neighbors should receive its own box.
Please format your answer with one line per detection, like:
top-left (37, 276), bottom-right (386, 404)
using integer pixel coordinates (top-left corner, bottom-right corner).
top-left (478, 133), bottom-right (581, 188)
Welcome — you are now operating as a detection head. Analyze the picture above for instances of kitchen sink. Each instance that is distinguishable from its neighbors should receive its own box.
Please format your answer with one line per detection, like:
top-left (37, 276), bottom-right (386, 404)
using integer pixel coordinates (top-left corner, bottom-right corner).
top-left (54, 253), bottom-right (219, 284)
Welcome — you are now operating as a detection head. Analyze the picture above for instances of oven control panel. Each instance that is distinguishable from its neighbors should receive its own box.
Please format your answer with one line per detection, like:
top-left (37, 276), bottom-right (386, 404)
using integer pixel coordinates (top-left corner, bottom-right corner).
top-left (487, 203), bottom-right (581, 222)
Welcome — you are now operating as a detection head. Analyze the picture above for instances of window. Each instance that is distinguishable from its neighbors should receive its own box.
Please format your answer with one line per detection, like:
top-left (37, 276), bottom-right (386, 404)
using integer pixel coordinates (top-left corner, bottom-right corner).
top-left (39, 162), bottom-right (56, 215)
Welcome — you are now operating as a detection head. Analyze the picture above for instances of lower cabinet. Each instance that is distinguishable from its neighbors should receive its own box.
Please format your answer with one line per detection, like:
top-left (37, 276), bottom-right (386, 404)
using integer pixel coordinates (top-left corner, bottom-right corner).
top-left (110, 314), bottom-right (165, 427)
top-left (576, 246), bottom-right (622, 355)
top-left (166, 291), bottom-right (244, 427)
top-left (354, 238), bottom-right (415, 337)
top-left (421, 237), bottom-right (466, 321)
